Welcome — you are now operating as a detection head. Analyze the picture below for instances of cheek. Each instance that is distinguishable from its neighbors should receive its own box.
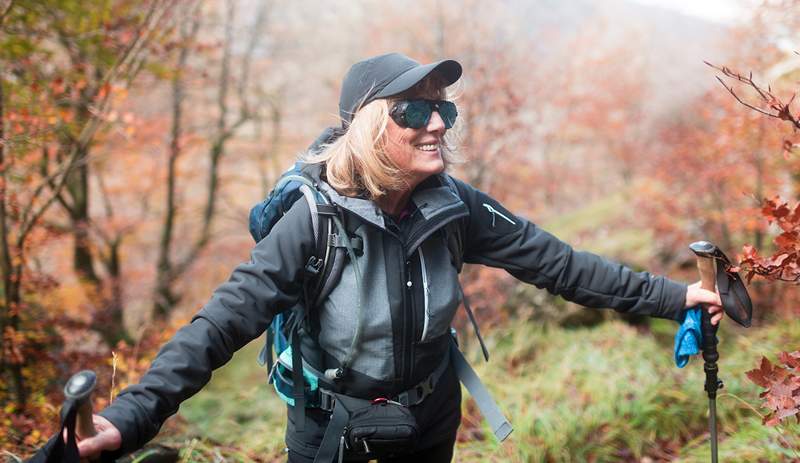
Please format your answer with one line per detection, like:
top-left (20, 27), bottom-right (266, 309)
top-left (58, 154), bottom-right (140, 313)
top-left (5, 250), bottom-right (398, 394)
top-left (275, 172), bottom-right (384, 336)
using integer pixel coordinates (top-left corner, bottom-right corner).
top-left (385, 128), bottom-right (414, 168)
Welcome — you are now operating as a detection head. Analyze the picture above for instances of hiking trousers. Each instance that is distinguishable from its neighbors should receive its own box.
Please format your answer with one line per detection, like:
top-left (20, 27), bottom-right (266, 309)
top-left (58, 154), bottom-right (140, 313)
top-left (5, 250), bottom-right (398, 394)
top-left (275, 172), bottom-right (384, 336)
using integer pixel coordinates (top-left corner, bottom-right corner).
top-left (286, 436), bottom-right (457, 463)
top-left (284, 362), bottom-right (462, 462)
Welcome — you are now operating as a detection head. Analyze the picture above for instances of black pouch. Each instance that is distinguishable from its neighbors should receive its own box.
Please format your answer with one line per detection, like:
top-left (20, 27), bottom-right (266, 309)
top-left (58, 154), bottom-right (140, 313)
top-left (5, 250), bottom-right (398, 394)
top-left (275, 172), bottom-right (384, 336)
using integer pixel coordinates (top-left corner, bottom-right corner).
top-left (344, 398), bottom-right (419, 457)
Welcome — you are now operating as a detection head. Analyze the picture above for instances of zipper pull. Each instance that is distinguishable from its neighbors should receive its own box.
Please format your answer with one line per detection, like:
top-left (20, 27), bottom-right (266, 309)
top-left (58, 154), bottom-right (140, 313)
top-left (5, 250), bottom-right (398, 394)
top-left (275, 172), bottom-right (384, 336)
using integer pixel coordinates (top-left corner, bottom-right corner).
top-left (482, 203), bottom-right (516, 227)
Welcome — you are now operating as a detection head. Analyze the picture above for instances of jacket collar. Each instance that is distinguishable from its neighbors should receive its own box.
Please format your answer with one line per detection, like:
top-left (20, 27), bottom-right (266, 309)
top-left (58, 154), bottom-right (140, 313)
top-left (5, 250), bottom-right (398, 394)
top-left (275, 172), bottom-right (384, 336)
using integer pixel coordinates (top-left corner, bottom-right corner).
top-left (311, 168), bottom-right (465, 231)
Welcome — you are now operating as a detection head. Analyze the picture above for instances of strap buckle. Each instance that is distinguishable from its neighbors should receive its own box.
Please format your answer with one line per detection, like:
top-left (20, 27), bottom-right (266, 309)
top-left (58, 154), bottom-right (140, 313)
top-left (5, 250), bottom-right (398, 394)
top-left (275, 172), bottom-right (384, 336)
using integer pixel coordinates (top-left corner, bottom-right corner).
top-left (319, 388), bottom-right (336, 412)
top-left (305, 256), bottom-right (323, 275)
top-left (416, 376), bottom-right (435, 398)
top-left (397, 373), bottom-right (435, 407)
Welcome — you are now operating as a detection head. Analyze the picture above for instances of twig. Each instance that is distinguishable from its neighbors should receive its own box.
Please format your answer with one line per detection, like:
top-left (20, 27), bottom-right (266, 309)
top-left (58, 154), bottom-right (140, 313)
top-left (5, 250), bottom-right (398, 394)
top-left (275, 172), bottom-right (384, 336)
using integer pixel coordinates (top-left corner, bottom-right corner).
top-left (110, 351), bottom-right (117, 403)
top-left (1, 450), bottom-right (23, 463)
top-left (705, 61), bottom-right (800, 131)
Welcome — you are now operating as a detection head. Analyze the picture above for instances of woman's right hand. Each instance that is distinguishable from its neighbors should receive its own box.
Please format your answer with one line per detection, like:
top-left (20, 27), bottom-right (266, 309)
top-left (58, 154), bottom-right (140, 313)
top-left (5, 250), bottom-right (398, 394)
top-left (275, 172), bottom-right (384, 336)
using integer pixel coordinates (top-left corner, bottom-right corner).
top-left (76, 415), bottom-right (122, 458)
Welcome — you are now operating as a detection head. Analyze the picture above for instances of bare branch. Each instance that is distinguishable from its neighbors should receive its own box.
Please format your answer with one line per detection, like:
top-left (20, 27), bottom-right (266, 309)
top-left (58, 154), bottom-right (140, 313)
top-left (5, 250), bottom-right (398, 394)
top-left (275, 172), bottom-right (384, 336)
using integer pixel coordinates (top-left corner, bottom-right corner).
top-left (18, 1), bottom-right (174, 245)
top-left (714, 76), bottom-right (776, 118)
top-left (237, 0), bottom-right (270, 119)
top-left (706, 61), bottom-right (800, 131)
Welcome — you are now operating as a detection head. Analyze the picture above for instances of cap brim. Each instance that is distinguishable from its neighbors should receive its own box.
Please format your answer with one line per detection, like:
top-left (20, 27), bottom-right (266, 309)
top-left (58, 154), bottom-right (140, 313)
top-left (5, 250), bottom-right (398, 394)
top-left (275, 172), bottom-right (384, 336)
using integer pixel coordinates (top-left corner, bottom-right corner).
top-left (374, 59), bottom-right (462, 99)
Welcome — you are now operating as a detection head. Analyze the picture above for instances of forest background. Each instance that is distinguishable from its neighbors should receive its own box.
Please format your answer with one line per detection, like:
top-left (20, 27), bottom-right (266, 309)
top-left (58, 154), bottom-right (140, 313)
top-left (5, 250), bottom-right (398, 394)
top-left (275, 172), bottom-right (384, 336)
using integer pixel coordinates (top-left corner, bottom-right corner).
top-left (2, 0), bottom-right (800, 461)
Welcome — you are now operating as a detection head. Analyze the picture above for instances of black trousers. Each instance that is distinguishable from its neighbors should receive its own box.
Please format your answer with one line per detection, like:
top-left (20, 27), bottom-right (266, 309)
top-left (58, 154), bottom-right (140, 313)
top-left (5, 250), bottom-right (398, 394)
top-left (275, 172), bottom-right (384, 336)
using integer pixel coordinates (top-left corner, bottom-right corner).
top-left (286, 435), bottom-right (456, 463)
top-left (285, 364), bottom-right (462, 463)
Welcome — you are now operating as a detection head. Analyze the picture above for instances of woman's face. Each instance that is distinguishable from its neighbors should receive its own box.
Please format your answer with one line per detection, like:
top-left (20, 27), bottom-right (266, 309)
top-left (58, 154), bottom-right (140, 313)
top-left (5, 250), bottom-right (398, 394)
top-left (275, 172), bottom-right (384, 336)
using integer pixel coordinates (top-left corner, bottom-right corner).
top-left (384, 88), bottom-right (448, 190)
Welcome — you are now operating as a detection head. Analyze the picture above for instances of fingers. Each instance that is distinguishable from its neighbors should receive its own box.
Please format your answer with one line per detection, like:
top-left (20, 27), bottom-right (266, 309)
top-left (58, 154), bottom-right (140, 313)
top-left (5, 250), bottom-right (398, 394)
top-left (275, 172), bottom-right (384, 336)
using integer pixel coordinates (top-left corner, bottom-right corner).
top-left (78, 435), bottom-right (106, 458)
top-left (685, 281), bottom-right (722, 307)
top-left (707, 304), bottom-right (724, 326)
top-left (77, 415), bottom-right (122, 458)
top-left (698, 289), bottom-right (722, 306)
top-left (686, 281), bottom-right (725, 325)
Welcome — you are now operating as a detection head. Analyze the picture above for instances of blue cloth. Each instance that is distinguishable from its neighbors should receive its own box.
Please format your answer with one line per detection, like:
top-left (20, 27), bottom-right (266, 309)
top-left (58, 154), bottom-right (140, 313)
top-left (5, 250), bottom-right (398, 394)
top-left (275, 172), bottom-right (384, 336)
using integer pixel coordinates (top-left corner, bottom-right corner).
top-left (674, 306), bottom-right (703, 368)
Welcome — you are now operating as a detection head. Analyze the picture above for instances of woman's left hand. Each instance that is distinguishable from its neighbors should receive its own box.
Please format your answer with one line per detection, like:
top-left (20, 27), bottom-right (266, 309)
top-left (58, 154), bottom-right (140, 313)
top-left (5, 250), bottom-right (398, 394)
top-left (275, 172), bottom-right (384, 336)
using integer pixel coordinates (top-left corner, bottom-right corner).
top-left (685, 281), bottom-right (724, 325)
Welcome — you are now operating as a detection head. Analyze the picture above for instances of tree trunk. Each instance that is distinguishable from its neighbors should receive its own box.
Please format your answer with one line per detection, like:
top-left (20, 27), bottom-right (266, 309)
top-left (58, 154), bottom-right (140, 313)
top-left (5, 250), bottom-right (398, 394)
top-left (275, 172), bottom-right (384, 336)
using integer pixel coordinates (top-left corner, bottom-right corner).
top-left (153, 10), bottom-right (199, 319)
top-left (0, 78), bottom-right (27, 412)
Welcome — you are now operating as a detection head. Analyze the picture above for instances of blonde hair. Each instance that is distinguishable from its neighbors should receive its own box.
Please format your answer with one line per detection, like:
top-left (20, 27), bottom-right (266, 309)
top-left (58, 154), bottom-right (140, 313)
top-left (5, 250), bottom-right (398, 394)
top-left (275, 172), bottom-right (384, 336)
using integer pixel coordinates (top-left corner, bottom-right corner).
top-left (303, 75), bottom-right (461, 200)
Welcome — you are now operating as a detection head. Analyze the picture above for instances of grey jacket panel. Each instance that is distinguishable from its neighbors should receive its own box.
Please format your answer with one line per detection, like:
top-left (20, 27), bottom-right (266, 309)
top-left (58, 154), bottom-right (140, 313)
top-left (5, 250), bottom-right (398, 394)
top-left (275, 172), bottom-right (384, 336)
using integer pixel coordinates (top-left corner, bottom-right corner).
top-left (99, 199), bottom-right (315, 454)
top-left (417, 237), bottom-right (461, 343)
top-left (317, 223), bottom-right (395, 379)
top-left (315, 177), bottom-right (467, 382)
top-left (450, 177), bottom-right (687, 321)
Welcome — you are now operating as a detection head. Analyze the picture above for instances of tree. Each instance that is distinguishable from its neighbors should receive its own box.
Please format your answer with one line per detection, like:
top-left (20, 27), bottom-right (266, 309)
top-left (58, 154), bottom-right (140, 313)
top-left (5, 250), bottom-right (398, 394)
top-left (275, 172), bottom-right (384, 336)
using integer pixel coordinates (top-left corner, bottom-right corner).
top-left (153, 0), bottom-right (270, 319)
top-left (0, 0), bottom-right (173, 425)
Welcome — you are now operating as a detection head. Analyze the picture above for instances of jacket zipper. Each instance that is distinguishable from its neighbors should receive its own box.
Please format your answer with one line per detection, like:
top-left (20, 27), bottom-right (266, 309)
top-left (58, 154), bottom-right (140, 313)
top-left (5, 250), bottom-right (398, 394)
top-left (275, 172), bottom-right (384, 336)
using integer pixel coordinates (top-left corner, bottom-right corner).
top-left (418, 247), bottom-right (431, 343)
top-left (404, 252), bottom-right (415, 382)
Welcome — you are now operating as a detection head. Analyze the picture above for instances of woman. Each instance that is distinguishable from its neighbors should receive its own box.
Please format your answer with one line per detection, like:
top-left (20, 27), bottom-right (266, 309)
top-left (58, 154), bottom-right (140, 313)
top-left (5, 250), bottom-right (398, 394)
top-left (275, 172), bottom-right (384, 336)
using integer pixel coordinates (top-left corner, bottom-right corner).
top-left (77, 53), bottom-right (723, 462)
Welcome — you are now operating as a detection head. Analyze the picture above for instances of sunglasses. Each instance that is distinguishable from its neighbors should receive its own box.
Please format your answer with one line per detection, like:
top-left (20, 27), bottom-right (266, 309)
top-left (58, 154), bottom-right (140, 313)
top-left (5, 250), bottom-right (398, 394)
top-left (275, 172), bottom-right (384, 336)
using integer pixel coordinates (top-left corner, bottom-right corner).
top-left (389, 99), bottom-right (458, 129)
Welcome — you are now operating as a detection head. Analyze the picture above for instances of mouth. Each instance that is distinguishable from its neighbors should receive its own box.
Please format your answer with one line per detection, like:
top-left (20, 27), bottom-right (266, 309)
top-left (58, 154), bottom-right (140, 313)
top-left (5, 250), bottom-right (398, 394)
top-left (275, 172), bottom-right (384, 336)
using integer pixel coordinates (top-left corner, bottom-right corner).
top-left (414, 143), bottom-right (440, 152)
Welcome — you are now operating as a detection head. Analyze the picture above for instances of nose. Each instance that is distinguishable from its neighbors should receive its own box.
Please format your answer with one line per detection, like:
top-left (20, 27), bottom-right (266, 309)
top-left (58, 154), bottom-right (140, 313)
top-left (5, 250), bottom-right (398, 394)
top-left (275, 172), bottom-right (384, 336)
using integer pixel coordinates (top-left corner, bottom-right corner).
top-left (426, 109), bottom-right (446, 134)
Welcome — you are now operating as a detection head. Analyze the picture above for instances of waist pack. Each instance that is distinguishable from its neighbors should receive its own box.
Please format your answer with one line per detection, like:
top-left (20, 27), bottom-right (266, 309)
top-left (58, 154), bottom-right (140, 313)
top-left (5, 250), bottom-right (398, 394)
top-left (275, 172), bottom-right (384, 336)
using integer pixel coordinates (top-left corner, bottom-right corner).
top-left (324, 396), bottom-right (419, 461)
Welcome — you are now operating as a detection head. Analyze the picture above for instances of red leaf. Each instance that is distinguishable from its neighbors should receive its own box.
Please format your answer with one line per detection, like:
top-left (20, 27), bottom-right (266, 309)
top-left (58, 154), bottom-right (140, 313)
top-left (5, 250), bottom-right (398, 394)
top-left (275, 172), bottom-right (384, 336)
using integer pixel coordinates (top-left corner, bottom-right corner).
top-left (779, 351), bottom-right (800, 369)
top-left (746, 357), bottom-right (775, 388)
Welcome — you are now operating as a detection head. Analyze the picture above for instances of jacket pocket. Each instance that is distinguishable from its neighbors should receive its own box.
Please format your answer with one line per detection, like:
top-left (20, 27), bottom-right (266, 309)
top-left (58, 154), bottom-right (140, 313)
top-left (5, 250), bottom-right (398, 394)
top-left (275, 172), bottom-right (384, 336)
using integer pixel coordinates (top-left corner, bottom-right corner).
top-left (417, 239), bottom-right (460, 344)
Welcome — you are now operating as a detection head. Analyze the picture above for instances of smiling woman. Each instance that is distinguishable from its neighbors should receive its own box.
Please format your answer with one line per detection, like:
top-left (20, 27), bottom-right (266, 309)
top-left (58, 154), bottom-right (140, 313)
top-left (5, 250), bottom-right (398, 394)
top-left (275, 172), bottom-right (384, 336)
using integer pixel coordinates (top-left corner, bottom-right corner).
top-left (305, 66), bottom-right (460, 211)
top-left (75, 52), bottom-right (723, 463)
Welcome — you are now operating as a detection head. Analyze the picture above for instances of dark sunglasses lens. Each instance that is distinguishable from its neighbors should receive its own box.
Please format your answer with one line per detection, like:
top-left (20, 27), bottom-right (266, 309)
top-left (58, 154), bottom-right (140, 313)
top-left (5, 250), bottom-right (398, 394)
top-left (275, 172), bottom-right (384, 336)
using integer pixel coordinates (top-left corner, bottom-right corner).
top-left (404, 100), bottom-right (432, 129)
top-left (438, 101), bottom-right (458, 128)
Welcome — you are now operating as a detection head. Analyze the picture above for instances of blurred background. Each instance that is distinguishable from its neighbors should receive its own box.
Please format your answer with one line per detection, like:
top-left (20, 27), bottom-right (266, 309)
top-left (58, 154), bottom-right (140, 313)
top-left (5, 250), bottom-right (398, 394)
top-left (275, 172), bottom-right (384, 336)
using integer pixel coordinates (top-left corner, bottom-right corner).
top-left (2, 0), bottom-right (799, 461)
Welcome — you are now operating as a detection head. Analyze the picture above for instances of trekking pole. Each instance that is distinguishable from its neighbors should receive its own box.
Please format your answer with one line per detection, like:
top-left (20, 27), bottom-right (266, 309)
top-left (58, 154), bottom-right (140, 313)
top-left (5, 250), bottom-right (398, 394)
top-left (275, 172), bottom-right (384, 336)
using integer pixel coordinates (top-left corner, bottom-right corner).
top-left (689, 241), bottom-right (722, 463)
top-left (687, 241), bottom-right (754, 463)
top-left (64, 370), bottom-right (98, 439)
top-left (24, 371), bottom-right (99, 462)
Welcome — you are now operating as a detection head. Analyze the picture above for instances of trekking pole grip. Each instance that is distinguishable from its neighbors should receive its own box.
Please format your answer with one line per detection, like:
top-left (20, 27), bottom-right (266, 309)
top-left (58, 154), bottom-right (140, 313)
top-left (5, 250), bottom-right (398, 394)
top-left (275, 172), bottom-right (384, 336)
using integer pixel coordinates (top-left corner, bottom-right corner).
top-left (64, 370), bottom-right (98, 438)
top-left (689, 241), bottom-right (721, 397)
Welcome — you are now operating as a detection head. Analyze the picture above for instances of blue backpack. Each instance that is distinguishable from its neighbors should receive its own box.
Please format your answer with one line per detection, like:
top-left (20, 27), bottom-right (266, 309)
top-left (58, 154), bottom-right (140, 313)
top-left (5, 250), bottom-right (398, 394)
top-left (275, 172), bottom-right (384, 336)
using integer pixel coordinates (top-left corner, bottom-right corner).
top-left (248, 162), bottom-right (349, 372)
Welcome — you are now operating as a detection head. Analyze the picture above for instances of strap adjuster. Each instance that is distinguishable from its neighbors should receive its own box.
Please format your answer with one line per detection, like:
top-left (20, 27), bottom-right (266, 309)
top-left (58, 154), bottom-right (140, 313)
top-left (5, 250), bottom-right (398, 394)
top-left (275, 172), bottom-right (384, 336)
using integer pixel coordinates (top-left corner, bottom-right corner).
top-left (305, 256), bottom-right (323, 275)
top-left (319, 388), bottom-right (335, 412)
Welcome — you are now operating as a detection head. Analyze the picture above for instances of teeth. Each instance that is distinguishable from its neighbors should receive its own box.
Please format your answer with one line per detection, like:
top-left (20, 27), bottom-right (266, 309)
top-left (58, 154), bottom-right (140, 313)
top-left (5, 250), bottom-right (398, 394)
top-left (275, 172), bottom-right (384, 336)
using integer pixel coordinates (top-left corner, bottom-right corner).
top-left (416, 144), bottom-right (439, 151)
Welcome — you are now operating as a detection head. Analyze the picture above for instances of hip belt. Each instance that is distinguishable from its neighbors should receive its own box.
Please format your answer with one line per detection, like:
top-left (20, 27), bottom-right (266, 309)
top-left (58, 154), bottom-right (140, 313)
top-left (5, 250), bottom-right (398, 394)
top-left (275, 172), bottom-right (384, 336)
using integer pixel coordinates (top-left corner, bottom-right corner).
top-left (316, 345), bottom-right (451, 412)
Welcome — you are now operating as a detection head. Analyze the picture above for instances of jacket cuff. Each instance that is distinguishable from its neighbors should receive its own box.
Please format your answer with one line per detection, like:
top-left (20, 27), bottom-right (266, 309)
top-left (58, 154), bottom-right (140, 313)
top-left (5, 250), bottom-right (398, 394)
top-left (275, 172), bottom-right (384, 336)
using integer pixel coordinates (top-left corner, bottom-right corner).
top-left (99, 400), bottom-right (147, 456)
top-left (659, 279), bottom-right (688, 321)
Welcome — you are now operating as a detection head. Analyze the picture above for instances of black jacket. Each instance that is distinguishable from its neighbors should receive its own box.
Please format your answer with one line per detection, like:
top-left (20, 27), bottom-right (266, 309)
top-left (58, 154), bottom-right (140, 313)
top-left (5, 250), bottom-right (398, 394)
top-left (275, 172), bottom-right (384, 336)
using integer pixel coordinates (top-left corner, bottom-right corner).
top-left (100, 174), bottom-right (687, 456)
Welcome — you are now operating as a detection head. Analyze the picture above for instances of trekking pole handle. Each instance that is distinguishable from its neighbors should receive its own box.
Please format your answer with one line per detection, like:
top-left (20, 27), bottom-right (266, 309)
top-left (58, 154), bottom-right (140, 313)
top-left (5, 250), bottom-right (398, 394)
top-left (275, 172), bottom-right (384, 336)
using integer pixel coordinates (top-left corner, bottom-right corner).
top-left (689, 241), bottom-right (722, 397)
top-left (64, 370), bottom-right (98, 438)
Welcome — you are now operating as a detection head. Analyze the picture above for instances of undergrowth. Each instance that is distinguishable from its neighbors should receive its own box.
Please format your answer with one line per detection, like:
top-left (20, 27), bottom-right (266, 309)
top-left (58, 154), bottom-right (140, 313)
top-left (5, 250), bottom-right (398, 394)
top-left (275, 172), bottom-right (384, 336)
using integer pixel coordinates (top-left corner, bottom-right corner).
top-left (117, 317), bottom-right (800, 462)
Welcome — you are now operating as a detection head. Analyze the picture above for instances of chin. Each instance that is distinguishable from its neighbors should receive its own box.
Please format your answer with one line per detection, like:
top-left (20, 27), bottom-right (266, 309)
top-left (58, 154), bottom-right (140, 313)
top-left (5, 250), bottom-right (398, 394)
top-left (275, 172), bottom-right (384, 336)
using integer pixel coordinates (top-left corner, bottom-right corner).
top-left (422, 159), bottom-right (445, 176)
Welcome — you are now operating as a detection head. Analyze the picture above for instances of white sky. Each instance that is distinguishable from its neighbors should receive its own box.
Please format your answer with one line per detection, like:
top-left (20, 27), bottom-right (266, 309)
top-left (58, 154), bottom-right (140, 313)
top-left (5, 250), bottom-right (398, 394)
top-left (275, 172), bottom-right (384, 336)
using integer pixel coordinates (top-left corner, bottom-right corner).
top-left (629, 0), bottom-right (752, 24)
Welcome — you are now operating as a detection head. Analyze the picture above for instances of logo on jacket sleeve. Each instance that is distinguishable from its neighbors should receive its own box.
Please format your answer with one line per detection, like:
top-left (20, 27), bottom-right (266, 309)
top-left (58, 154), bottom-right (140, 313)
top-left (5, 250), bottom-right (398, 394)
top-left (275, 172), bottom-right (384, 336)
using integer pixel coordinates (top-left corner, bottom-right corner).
top-left (475, 192), bottom-right (522, 235)
top-left (482, 203), bottom-right (516, 227)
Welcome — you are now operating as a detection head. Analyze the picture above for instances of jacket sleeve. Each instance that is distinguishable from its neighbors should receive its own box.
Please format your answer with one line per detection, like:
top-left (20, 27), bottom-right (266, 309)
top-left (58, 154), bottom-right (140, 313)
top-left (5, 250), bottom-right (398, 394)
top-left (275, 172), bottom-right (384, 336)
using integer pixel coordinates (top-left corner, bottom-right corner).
top-left (99, 199), bottom-right (315, 455)
top-left (449, 176), bottom-right (687, 321)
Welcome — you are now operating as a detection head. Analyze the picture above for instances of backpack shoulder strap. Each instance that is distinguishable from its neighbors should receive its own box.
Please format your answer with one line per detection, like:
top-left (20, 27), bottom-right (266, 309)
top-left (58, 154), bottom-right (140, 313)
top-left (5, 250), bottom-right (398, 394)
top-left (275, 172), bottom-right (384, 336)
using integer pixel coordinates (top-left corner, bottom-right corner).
top-left (440, 174), bottom-right (466, 273)
top-left (449, 336), bottom-right (513, 441)
top-left (437, 175), bottom-right (489, 361)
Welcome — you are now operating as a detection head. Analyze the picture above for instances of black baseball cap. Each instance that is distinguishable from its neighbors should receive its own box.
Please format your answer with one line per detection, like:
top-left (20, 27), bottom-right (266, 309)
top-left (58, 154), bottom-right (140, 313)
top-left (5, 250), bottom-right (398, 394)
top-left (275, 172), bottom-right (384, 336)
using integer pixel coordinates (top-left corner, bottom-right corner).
top-left (338, 52), bottom-right (462, 127)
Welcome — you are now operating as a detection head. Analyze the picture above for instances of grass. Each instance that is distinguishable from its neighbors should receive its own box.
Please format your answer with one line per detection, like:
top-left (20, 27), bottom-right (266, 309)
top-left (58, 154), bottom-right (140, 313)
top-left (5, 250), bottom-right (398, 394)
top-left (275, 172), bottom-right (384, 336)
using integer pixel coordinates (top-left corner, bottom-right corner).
top-left (151, 317), bottom-right (800, 462)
